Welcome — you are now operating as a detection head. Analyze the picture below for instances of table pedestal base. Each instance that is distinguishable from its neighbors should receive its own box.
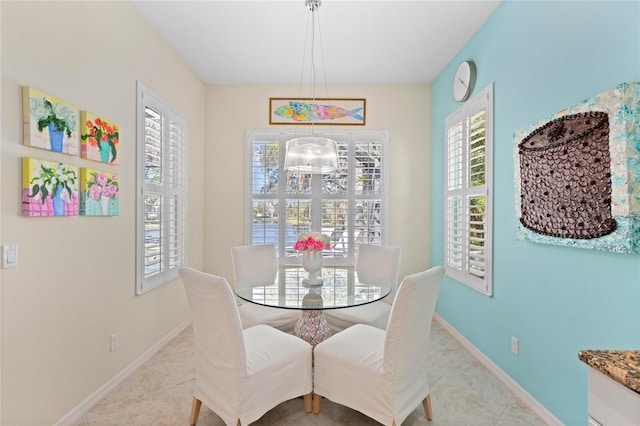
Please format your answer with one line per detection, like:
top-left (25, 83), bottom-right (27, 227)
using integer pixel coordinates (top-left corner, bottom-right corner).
top-left (294, 310), bottom-right (332, 346)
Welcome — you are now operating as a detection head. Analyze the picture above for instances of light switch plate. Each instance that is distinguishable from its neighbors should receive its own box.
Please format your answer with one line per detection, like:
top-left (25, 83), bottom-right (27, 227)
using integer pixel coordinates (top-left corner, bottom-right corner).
top-left (2, 245), bottom-right (18, 268)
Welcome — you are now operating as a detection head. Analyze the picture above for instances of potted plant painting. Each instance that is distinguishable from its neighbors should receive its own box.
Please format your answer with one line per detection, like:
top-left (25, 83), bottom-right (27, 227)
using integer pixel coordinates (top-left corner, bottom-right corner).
top-left (23, 158), bottom-right (78, 217)
top-left (24, 87), bottom-right (78, 154)
top-left (80, 168), bottom-right (120, 216)
top-left (80, 112), bottom-right (119, 165)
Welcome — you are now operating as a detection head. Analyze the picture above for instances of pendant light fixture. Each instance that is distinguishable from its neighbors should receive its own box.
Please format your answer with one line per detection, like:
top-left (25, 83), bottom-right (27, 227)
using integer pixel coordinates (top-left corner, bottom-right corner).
top-left (284, 0), bottom-right (339, 174)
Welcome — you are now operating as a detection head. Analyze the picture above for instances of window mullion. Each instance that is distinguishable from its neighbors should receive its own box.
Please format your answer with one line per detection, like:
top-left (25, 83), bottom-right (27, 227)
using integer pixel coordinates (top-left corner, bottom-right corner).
top-left (159, 114), bottom-right (168, 279)
top-left (347, 142), bottom-right (356, 258)
top-left (278, 139), bottom-right (288, 259)
top-left (311, 173), bottom-right (323, 233)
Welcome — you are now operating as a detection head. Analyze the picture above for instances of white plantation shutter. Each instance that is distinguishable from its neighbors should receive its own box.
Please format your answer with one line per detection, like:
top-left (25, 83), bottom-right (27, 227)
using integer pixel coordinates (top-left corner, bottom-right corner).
top-left (444, 84), bottom-right (493, 295)
top-left (246, 131), bottom-right (388, 267)
top-left (136, 82), bottom-right (188, 294)
top-left (166, 118), bottom-right (187, 271)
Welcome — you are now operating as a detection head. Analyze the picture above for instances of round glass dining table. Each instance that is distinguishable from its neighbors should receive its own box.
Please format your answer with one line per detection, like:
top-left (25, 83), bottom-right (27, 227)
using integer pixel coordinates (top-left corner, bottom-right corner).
top-left (235, 266), bottom-right (392, 346)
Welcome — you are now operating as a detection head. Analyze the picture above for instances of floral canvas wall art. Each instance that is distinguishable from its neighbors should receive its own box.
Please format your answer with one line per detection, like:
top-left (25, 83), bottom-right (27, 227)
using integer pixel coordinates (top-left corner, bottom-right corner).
top-left (22, 87), bottom-right (79, 155)
top-left (79, 168), bottom-right (120, 216)
top-left (22, 157), bottom-right (79, 217)
top-left (80, 111), bottom-right (119, 165)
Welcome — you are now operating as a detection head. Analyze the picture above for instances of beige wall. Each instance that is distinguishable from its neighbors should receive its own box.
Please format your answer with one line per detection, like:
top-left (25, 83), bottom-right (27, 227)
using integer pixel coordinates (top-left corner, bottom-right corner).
top-left (205, 85), bottom-right (431, 284)
top-left (1, 2), bottom-right (431, 424)
top-left (1, 2), bottom-right (205, 424)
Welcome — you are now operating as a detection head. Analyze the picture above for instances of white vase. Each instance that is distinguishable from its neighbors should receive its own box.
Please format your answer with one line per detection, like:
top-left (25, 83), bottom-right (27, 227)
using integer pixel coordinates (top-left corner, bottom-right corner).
top-left (302, 250), bottom-right (323, 286)
top-left (101, 196), bottom-right (109, 215)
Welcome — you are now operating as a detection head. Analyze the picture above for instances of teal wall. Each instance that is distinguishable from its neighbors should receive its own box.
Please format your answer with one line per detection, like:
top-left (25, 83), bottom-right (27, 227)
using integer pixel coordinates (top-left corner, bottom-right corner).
top-left (430, 1), bottom-right (640, 424)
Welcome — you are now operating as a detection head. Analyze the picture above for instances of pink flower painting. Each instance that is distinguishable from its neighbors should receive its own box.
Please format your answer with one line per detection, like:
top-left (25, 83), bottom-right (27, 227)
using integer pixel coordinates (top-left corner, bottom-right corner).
top-left (80, 168), bottom-right (120, 216)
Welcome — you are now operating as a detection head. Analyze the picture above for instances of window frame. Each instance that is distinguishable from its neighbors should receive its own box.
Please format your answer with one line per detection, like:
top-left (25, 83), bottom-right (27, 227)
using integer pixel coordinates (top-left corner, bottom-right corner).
top-left (245, 130), bottom-right (389, 267)
top-left (135, 82), bottom-right (188, 295)
top-left (444, 83), bottom-right (493, 296)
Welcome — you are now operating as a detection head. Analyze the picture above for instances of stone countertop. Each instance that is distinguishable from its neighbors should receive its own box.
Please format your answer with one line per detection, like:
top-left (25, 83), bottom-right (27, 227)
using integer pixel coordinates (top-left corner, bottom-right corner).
top-left (578, 350), bottom-right (640, 395)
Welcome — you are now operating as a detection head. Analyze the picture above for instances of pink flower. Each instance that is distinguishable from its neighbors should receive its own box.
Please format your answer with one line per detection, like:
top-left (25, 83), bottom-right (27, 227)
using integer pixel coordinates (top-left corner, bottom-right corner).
top-left (96, 172), bottom-right (108, 186)
top-left (103, 184), bottom-right (117, 198)
top-left (89, 184), bottom-right (102, 201)
top-left (294, 233), bottom-right (331, 252)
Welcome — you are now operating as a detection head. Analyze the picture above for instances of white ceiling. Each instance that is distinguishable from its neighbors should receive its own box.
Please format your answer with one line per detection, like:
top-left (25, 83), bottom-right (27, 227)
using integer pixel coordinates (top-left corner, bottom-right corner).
top-left (131, 0), bottom-right (501, 86)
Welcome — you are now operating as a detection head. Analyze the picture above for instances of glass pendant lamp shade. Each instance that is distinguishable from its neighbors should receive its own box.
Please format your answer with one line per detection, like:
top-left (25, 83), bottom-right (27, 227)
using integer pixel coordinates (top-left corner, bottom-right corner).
top-left (284, 136), bottom-right (339, 174)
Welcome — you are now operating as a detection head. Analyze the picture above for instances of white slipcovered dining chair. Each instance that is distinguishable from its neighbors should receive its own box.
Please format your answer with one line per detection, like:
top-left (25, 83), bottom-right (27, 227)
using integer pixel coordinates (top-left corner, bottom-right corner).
top-left (323, 244), bottom-right (401, 332)
top-left (313, 266), bottom-right (445, 426)
top-left (231, 244), bottom-right (299, 333)
top-left (179, 267), bottom-right (313, 426)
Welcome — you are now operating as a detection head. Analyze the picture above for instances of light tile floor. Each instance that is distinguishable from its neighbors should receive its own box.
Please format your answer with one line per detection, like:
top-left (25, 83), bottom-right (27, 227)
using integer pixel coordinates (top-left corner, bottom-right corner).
top-left (73, 320), bottom-right (548, 425)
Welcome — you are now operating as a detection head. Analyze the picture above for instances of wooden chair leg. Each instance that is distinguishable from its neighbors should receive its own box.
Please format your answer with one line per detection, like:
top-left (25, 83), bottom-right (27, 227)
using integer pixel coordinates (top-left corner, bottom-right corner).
top-left (312, 393), bottom-right (322, 414)
top-left (304, 393), bottom-right (313, 413)
top-left (190, 397), bottom-right (202, 426)
top-left (422, 394), bottom-right (433, 420)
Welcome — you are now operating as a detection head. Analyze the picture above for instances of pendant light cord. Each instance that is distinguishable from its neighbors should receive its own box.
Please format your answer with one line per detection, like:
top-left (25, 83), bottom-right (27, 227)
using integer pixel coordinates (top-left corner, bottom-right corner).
top-left (298, 0), bottom-right (324, 136)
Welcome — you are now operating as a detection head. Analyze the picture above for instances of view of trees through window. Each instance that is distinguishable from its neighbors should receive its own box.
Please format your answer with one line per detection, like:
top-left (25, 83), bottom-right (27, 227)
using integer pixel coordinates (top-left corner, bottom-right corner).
top-left (248, 133), bottom-right (387, 266)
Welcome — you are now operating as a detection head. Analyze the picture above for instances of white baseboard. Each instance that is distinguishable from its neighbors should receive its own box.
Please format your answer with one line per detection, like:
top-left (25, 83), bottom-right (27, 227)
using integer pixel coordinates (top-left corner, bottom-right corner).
top-left (433, 313), bottom-right (562, 426)
top-left (56, 315), bottom-right (559, 424)
top-left (54, 318), bottom-right (192, 426)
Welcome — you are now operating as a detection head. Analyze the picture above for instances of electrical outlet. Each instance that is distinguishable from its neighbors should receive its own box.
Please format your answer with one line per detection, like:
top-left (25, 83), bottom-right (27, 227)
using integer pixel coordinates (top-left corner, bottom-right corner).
top-left (110, 332), bottom-right (119, 352)
top-left (511, 336), bottom-right (519, 356)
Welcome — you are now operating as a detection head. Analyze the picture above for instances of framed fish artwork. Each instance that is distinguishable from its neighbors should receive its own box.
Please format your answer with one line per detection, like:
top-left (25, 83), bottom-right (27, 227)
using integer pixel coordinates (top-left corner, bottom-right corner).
top-left (269, 98), bottom-right (366, 125)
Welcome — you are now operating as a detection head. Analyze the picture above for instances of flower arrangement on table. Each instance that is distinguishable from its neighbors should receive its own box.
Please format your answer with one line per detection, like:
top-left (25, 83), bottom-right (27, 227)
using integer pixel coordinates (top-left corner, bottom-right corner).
top-left (294, 232), bottom-right (331, 285)
top-left (293, 232), bottom-right (332, 252)
top-left (81, 116), bottom-right (119, 164)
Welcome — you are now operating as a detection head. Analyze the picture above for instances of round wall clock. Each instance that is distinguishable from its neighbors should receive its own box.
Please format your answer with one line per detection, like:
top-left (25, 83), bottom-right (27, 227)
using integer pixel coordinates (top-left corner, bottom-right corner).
top-left (452, 61), bottom-right (476, 102)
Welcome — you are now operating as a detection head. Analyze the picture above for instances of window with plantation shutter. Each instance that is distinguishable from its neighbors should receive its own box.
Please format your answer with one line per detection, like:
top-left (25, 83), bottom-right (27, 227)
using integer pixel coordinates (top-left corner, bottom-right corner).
top-left (136, 82), bottom-right (188, 294)
top-left (246, 130), bottom-right (388, 266)
top-left (444, 84), bottom-right (493, 295)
